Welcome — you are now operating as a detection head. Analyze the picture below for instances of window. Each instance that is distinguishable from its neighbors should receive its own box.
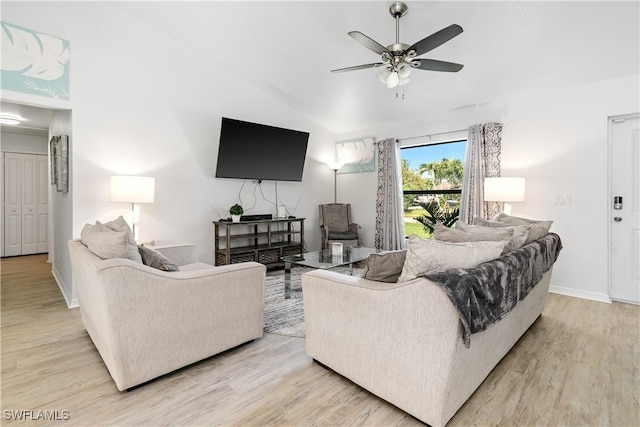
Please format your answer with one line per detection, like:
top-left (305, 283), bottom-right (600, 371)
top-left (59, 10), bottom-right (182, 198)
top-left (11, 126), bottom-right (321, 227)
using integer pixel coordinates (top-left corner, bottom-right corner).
top-left (401, 139), bottom-right (467, 238)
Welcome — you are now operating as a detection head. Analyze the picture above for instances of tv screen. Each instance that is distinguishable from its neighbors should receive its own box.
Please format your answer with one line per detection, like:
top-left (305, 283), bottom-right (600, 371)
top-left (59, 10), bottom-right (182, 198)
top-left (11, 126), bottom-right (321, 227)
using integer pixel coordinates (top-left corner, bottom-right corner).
top-left (215, 117), bottom-right (309, 182)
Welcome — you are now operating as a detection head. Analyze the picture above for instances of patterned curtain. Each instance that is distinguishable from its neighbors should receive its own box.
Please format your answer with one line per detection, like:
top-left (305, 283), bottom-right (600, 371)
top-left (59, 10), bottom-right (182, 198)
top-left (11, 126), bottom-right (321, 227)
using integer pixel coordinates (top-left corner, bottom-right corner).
top-left (459, 123), bottom-right (502, 223)
top-left (374, 138), bottom-right (406, 250)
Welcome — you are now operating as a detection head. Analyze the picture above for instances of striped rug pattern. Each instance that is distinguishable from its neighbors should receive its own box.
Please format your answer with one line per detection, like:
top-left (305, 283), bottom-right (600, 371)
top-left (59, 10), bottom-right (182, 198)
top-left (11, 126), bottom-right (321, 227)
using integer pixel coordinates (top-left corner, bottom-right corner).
top-left (263, 266), bottom-right (364, 338)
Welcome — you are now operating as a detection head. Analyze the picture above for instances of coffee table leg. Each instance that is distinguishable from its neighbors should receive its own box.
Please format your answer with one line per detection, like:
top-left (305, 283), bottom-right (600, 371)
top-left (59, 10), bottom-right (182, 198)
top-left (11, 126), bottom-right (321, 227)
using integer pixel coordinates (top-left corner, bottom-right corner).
top-left (284, 260), bottom-right (292, 299)
top-left (349, 262), bottom-right (354, 275)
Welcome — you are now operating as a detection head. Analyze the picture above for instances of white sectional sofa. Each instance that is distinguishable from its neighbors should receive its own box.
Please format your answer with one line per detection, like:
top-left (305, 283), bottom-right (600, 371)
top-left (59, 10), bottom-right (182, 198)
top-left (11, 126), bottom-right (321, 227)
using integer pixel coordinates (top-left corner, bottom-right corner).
top-left (302, 231), bottom-right (561, 427)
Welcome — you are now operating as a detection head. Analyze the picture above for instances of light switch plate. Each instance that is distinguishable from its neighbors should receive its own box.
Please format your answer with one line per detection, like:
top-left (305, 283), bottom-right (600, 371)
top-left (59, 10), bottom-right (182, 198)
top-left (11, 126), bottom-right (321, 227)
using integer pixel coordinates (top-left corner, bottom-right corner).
top-left (553, 195), bottom-right (572, 206)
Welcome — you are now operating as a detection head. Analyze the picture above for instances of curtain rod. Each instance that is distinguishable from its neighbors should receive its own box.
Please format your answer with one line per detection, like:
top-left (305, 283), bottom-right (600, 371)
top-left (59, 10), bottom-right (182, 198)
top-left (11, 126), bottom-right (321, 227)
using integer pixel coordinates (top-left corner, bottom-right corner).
top-left (397, 128), bottom-right (468, 143)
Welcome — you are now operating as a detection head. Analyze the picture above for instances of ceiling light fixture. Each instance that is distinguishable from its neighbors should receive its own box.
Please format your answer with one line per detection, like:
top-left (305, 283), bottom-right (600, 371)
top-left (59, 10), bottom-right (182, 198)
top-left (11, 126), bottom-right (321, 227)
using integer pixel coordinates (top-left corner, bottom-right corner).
top-left (0, 113), bottom-right (24, 126)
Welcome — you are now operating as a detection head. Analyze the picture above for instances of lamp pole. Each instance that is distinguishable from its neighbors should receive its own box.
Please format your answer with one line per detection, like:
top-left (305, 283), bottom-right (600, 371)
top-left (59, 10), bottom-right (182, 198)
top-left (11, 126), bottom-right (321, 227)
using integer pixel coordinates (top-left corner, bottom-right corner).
top-left (327, 162), bottom-right (345, 203)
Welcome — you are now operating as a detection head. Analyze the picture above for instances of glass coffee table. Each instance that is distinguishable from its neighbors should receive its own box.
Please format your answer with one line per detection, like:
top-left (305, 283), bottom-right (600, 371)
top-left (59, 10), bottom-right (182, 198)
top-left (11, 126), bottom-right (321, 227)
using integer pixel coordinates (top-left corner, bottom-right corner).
top-left (281, 246), bottom-right (379, 299)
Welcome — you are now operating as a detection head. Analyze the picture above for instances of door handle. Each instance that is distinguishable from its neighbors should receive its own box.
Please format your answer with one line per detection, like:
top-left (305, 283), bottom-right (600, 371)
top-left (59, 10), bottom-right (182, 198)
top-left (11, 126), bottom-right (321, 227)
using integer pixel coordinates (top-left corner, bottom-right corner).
top-left (614, 217), bottom-right (622, 222)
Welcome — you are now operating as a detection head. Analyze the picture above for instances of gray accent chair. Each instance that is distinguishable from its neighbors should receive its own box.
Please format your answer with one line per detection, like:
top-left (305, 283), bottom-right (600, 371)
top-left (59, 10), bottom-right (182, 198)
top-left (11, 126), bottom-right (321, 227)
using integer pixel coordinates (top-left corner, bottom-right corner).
top-left (319, 203), bottom-right (360, 249)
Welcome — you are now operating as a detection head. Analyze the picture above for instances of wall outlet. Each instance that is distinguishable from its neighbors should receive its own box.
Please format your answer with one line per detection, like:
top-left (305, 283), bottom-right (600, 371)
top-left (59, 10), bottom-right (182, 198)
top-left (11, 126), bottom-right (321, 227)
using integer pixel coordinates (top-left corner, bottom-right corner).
top-left (553, 195), bottom-right (572, 206)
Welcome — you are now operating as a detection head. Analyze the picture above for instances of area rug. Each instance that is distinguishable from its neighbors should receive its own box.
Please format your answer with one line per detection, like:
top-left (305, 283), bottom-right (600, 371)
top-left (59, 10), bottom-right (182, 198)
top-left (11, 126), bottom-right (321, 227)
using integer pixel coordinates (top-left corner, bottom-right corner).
top-left (263, 266), bottom-right (363, 338)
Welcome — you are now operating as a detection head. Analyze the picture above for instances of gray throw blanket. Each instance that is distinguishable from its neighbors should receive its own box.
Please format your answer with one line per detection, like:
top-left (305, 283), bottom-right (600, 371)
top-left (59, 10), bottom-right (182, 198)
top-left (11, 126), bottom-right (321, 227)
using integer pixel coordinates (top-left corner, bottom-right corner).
top-left (424, 233), bottom-right (562, 348)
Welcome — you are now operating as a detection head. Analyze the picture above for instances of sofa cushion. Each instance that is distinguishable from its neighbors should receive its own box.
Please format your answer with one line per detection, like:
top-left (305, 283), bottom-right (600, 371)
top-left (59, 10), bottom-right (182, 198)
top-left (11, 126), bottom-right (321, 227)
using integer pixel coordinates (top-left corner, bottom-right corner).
top-left (363, 250), bottom-right (407, 283)
top-left (80, 216), bottom-right (142, 263)
top-left (474, 213), bottom-right (552, 244)
top-left (138, 246), bottom-right (179, 272)
top-left (398, 235), bottom-right (506, 282)
top-left (452, 222), bottom-right (530, 253)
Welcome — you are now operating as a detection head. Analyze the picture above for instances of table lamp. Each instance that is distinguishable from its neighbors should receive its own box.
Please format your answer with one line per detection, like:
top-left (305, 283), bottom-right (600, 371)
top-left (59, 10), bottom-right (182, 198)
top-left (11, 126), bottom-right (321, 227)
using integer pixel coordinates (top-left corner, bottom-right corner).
top-left (484, 177), bottom-right (525, 215)
top-left (110, 175), bottom-right (155, 242)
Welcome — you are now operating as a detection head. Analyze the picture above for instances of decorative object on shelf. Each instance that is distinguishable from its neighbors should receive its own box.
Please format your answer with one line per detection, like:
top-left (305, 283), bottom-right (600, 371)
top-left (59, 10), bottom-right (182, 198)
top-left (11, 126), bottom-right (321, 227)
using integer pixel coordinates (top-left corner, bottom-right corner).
top-left (229, 204), bottom-right (244, 222)
top-left (110, 175), bottom-right (155, 242)
top-left (484, 177), bottom-right (525, 215)
top-left (49, 135), bottom-right (69, 193)
top-left (330, 2), bottom-right (463, 91)
top-left (326, 161), bottom-right (345, 203)
top-left (336, 136), bottom-right (376, 174)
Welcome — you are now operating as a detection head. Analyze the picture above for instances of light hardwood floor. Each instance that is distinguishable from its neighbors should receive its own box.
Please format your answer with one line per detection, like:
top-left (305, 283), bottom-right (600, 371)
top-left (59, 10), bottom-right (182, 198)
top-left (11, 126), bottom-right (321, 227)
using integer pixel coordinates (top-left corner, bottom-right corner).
top-left (1, 254), bottom-right (638, 426)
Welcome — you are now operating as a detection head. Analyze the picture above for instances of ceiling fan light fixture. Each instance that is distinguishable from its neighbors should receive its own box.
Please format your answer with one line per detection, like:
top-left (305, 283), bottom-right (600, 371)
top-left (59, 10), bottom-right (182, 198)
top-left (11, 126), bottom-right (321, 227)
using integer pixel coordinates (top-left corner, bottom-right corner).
top-left (386, 71), bottom-right (400, 88)
top-left (398, 77), bottom-right (410, 87)
top-left (397, 63), bottom-right (412, 78)
top-left (378, 68), bottom-right (392, 84)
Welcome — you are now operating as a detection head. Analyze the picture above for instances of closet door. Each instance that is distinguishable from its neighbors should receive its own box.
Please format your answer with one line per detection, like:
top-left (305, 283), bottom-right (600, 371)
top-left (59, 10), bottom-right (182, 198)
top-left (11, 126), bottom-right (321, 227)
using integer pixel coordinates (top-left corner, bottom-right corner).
top-left (37, 155), bottom-right (49, 253)
top-left (21, 154), bottom-right (38, 255)
top-left (4, 153), bottom-right (22, 256)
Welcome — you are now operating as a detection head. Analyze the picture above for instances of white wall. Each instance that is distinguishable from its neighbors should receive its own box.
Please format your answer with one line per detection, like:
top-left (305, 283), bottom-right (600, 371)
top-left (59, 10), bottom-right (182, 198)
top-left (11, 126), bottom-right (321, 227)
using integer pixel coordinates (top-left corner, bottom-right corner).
top-left (338, 74), bottom-right (639, 303)
top-left (48, 111), bottom-right (74, 305)
top-left (2, 2), bottom-right (337, 282)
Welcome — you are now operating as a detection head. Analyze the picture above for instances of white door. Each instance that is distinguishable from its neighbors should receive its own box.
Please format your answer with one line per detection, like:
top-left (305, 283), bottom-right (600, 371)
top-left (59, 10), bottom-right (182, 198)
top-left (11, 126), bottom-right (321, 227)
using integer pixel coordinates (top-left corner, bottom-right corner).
top-left (610, 115), bottom-right (640, 304)
top-left (37, 155), bottom-right (49, 253)
top-left (21, 154), bottom-right (38, 255)
top-left (4, 153), bottom-right (22, 256)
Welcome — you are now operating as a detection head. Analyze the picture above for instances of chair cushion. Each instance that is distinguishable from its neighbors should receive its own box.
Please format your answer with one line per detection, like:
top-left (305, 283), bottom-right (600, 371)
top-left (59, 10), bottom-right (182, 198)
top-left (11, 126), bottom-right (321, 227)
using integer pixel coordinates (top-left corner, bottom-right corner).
top-left (138, 246), bottom-right (179, 272)
top-left (328, 230), bottom-right (359, 240)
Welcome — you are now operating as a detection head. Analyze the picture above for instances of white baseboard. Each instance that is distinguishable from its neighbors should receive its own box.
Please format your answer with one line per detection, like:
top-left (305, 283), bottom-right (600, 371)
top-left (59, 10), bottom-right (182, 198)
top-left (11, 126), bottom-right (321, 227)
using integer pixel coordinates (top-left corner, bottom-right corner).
top-left (52, 266), bottom-right (78, 308)
top-left (549, 285), bottom-right (612, 304)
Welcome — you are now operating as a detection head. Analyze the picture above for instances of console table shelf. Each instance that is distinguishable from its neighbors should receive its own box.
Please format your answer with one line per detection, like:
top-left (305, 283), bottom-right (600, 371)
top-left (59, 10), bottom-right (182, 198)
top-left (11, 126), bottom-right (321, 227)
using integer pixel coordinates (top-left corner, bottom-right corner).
top-left (213, 218), bottom-right (305, 268)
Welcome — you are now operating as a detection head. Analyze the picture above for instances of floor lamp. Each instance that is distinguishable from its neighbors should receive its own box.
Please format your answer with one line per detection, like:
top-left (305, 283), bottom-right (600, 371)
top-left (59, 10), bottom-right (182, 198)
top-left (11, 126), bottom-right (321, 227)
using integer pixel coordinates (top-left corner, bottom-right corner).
top-left (327, 162), bottom-right (345, 203)
top-left (110, 176), bottom-right (155, 242)
top-left (484, 177), bottom-right (525, 215)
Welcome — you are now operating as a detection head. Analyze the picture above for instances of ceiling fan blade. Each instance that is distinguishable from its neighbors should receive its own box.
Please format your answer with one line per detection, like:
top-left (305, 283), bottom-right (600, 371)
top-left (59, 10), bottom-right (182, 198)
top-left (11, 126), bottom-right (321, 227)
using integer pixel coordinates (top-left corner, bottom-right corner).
top-left (331, 63), bottom-right (385, 73)
top-left (413, 58), bottom-right (464, 72)
top-left (348, 31), bottom-right (390, 55)
top-left (407, 24), bottom-right (463, 56)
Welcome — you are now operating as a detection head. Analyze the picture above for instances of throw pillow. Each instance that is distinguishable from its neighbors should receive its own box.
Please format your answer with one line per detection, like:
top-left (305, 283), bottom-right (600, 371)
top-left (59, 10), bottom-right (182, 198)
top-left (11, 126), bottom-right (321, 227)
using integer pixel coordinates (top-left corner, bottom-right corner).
top-left (363, 250), bottom-right (407, 283)
top-left (475, 214), bottom-right (552, 244)
top-left (397, 235), bottom-right (506, 282)
top-left (453, 222), bottom-right (530, 252)
top-left (84, 230), bottom-right (140, 261)
top-left (80, 216), bottom-right (142, 263)
top-left (138, 246), bottom-right (179, 272)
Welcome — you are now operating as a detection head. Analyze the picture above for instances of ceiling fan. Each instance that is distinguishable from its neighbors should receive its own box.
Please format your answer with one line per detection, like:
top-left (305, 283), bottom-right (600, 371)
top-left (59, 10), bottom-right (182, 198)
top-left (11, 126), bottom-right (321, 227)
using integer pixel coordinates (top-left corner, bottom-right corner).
top-left (331, 2), bottom-right (464, 89)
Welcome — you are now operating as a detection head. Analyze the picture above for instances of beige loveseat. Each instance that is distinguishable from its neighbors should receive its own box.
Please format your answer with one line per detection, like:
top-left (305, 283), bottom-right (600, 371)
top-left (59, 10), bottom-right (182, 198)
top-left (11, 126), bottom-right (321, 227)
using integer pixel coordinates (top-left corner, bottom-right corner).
top-left (303, 233), bottom-right (560, 427)
top-left (69, 240), bottom-right (265, 391)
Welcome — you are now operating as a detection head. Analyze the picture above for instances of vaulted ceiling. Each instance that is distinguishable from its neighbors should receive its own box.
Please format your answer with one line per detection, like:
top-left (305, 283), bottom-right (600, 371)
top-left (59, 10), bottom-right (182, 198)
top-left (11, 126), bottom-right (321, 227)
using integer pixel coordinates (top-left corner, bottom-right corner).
top-left (117, 1), bottom-right (639, 134)
top-left (2, 1), bottom-right (639, 135)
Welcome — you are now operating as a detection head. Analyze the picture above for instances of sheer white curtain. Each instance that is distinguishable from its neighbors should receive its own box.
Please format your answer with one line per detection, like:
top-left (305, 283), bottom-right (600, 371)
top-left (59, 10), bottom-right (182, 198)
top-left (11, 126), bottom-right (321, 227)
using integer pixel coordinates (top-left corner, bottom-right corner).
top-left (460, 123), bottom-right (503, 224)
top-left (374, 138), bottom-right (406, 250)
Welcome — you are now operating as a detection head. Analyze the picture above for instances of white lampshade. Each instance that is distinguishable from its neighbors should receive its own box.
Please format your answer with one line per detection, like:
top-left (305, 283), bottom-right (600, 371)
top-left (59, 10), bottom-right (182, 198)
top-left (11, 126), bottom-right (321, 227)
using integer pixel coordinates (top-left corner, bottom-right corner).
top-left (484, 177), bottom-right (525, 202)
top-left (327, 161), bottom-right (345, 171)
top-left (110, 176), bottom-right (155, 203)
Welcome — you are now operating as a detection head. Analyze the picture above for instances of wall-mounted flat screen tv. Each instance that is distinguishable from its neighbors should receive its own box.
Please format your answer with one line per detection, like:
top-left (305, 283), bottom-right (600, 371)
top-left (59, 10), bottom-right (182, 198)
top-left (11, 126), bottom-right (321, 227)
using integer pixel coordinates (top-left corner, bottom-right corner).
top-left (215, 117), bottom-right (309, 182)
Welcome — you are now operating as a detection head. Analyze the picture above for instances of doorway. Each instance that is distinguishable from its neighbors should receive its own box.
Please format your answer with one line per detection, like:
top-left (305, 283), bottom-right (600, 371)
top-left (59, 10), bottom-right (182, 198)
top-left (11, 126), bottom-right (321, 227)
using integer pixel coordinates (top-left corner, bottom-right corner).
top-left (608, 114), bottom-right (640, 304)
